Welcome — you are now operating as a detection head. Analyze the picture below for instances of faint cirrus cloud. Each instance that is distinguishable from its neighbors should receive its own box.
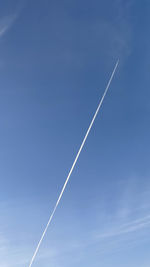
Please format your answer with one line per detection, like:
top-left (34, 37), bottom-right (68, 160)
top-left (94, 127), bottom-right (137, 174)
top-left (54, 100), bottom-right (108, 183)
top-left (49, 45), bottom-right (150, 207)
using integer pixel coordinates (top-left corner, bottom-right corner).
top-left (0, 14), bottom-right (18, 38)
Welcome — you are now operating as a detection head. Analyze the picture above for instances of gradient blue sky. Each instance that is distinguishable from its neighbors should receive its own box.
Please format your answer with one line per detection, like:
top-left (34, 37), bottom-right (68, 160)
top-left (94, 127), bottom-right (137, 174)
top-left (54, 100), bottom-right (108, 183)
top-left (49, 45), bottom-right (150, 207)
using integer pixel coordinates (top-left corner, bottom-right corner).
top-left (0, 0), bottom-right (150, 266)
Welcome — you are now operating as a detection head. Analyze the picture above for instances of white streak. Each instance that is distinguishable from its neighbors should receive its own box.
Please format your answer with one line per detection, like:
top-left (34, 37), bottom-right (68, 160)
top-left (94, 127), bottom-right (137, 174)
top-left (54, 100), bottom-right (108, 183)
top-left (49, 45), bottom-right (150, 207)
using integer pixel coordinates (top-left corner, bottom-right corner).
top-left (0, 15), bottom-right (17, 38)
top-left (28, 60), bottom-right (119, 267)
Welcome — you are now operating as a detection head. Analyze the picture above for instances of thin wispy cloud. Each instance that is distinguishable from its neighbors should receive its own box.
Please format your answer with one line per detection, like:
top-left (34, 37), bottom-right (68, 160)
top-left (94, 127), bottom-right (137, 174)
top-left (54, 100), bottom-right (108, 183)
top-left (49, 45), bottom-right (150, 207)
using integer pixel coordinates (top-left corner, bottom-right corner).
top-left (0, 15), bottom-right (17, 38)
top-left (0, 0), bottom-right (25, 39)
top-left (0, 233), bottom-right (32, 267)
top-left (97, 214), bottom-right (150, 240)
top-left (0, 233), bottom-right (8, 254)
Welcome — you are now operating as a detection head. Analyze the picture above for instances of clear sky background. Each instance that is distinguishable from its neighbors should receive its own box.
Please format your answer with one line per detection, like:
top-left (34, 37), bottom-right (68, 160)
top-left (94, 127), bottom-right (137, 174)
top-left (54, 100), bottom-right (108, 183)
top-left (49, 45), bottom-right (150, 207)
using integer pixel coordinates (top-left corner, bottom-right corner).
top-left (0, 0), bottom-right (150, 266)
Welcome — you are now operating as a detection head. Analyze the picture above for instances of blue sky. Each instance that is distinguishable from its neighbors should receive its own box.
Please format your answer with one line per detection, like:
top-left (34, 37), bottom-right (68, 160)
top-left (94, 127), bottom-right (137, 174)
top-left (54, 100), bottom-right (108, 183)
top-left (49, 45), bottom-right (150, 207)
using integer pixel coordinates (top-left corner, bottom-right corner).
top-left (0, 0), bottom-right (150, 266)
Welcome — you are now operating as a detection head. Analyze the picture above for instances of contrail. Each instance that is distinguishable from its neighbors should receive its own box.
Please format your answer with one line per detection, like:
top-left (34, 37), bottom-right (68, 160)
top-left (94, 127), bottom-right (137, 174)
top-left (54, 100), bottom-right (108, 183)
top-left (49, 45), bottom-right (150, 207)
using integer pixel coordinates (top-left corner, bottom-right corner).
top-left (28, 60), bottom-right (119, 267)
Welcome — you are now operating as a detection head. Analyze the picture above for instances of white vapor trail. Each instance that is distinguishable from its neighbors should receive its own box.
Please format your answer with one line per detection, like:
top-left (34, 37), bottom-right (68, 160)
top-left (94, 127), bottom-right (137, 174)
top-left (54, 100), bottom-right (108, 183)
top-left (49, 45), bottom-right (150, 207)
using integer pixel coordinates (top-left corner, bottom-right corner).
top-left (28, 60), bottom-right (119, 267)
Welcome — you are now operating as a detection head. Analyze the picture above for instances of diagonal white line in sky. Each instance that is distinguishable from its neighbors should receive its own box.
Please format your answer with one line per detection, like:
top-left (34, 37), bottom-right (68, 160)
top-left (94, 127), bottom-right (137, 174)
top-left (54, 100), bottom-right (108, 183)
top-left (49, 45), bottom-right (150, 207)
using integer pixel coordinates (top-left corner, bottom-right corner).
top-left (28, 60), bottom-right (119, 267)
